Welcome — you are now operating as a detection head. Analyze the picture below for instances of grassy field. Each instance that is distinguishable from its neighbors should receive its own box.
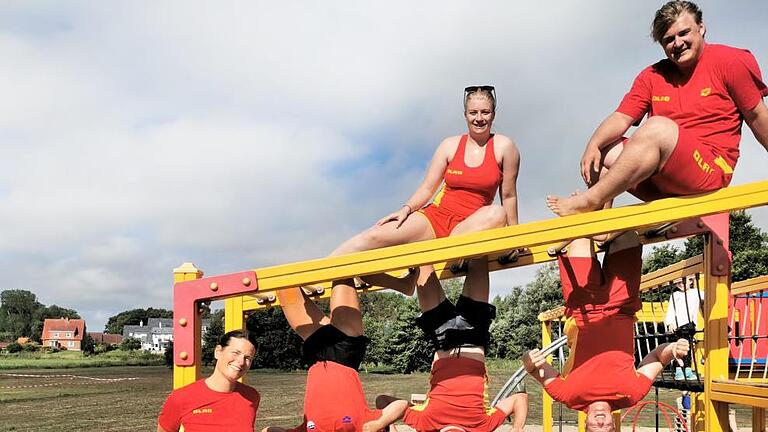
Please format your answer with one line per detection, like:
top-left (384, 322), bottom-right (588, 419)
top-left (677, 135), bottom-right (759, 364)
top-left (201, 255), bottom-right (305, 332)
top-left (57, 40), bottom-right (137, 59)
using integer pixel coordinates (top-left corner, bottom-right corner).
top-left (0, 364), bottom-right (758, 431)
top-left (0, 350), bottom-right (164, 369)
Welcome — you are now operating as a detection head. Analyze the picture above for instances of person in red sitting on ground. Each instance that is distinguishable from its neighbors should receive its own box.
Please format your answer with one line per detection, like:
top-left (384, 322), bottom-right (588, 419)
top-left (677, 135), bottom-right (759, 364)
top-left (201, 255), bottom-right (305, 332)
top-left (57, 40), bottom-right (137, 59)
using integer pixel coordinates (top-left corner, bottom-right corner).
top-left (157, 329), bottom-right (260, 432)
top-left (523, 229), bottom-right (690, 432)
top-left (262, 279), bottom-right (408, 432)
top-left (547, 1), bottom-right (768, 216)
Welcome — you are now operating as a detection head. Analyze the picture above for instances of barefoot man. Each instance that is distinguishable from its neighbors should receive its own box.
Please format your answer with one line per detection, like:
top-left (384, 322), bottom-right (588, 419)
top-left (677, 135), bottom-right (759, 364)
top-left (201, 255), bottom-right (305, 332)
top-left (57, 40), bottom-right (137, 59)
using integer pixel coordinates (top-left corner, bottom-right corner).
top-left (548, 1), bottom-right (768, 216)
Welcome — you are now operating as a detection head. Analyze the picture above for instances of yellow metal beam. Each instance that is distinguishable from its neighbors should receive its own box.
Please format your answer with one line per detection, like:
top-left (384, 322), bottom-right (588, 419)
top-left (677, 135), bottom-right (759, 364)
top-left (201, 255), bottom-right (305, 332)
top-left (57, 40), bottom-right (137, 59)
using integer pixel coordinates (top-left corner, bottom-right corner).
top-left (710, 381), bottom-right (768, 408)
top-left (639, 255), bottom-right (703, 292)
top-left (247, 180), bottom-right (768, 293)
top-left (732, 275), bottom-right (768, 296)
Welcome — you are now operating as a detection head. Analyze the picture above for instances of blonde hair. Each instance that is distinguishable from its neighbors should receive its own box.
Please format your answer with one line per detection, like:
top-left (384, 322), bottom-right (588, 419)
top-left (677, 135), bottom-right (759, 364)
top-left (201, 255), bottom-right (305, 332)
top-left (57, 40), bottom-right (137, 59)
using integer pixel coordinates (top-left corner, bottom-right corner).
top-left (463, 89), bottom-right (496, 113)
top-left (651, 1), bottom-right (703, 43)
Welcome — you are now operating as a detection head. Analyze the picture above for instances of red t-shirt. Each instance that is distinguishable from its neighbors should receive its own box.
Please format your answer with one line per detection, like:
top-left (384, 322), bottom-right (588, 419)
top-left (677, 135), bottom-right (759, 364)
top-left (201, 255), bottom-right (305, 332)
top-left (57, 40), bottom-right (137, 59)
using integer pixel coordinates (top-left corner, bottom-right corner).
top-left (289, 361), bottom-right (382, 432)
top-left (432, 135), bottom-right (502, 219)
top-left (158, 379), bottom-right (260, 432)
top-left (549, 246), bottom-right (650, 411)
top-left (617, 43), bottom-right (768, 170)
top-left (559, 246), bottom-right (642, 325)
top-left (403, 357), bottom-right (507, 432)
top-left (545, 314), bottom-right (653, 412)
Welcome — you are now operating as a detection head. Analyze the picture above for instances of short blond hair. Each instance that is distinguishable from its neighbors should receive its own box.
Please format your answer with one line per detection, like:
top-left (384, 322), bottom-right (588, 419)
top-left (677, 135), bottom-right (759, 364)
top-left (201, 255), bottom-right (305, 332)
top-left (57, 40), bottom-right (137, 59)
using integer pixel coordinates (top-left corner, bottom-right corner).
top-left (651, 1), bottom-right (703, 43)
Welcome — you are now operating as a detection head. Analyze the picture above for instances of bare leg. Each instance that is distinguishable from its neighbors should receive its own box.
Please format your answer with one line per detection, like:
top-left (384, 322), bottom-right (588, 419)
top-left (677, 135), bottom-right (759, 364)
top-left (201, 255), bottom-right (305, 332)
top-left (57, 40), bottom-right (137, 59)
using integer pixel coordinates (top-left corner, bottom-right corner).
top-left (462, 258), bottom-right (490, 303)
top-left (567, 237), bottom-right (595, 258)
top-left (277, 287), bottom-right (330, 341)
top-left (415, 270), bottom-right (446, 312)
top-left (547, 116), bottom-right (679, 215)
top-left (329, 279), bottom-right (364, 337)
top-left (494, 392), bottom-right (528, 432)
top-left (359, 267), bottom-right (420, 296)
top-left (329, 212), bottom-right (434, 256)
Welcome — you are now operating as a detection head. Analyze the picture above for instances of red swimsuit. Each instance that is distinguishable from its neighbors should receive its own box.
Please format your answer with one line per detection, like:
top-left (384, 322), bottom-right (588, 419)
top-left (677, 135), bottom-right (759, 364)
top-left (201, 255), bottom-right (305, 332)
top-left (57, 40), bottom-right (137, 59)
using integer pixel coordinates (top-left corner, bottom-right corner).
top-left (418, 135), bottom-right (502, 238)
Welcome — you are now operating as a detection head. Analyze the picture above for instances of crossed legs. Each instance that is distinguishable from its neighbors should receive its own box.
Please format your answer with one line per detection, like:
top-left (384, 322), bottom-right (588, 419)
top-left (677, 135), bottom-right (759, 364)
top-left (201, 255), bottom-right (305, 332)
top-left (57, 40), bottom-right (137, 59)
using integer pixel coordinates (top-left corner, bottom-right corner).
top-left (547, 116), bottom-right (679, 215)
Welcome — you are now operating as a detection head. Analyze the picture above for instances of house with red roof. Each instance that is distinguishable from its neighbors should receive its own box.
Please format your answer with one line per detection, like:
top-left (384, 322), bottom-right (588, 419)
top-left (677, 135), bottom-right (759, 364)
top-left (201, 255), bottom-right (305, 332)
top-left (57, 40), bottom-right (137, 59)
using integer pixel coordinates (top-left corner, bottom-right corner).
top-left (41, 318), bottom-right (86, 351)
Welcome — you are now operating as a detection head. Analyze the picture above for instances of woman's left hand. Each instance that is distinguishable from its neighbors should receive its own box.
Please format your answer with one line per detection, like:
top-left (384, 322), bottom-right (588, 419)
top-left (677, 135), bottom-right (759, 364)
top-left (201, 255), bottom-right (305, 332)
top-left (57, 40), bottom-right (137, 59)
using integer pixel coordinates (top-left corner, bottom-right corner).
top-left (376, 206), bottom-right (411, 228)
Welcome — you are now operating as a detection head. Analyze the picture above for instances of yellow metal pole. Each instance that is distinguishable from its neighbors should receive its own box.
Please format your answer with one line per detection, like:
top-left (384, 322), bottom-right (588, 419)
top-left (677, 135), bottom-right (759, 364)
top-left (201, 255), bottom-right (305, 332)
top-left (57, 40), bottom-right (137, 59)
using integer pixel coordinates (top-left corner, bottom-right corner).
top-left (542, 320), bottom-right (553, 432)
top-left (173, 263), bottom-right (203, 389)
top-left (224, 296), bottom-right (245, 333)
top-left (703, 235), bottom-right (729, 432)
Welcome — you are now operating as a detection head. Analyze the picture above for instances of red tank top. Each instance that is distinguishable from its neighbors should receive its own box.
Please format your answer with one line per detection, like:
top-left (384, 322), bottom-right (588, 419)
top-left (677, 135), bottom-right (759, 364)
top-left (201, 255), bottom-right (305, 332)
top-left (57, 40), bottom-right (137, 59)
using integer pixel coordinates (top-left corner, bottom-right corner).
top-left (431, 135), bottom-right (502, 218)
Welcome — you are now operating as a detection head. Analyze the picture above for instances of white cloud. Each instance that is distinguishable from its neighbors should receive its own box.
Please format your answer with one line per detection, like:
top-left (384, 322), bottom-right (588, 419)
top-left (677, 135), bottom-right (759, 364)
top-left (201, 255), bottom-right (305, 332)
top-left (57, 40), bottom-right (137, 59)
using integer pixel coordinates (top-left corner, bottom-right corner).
top-left (1, 1), bottom-right (767, 331)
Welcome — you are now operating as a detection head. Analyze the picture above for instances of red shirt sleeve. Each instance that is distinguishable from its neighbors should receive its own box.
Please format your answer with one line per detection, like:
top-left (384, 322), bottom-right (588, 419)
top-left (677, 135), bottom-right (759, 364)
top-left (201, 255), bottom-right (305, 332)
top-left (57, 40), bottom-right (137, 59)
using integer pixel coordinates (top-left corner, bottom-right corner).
top-left (157, 393), bottom-right (181, 432)
top-left (724, 50), bottom-right (768, 113)
top-left (629, 373), bottom-right (654, 405)
top-left (544, 376), bottom-right (570, 404)
top-left (616, 67), bottom-right (653, 123)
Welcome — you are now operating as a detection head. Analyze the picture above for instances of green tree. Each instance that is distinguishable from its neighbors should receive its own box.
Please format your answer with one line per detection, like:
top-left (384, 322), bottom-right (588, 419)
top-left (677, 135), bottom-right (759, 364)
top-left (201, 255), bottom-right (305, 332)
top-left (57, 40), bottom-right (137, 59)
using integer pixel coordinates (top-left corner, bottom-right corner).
top-left (104, 308), bottom-right (173, 334)
top-left (164, 340), bottom-right (174, 368)
top-left (81, 333), bottom-right (95, 355)
top-left (488, 285), bottom-right (523, 359)
top-left (246, 307), bottom-right (304, 370)
top-left (642, 244), bottom-right (682, 274)
top-left (679, 211), bottom-right (768, 282)
top-left (120, 337), bottom-right (142, 351)
top-left (202, 310), bottom-right (225, 365)
top-left (0, 290), bottom-right (43, 340)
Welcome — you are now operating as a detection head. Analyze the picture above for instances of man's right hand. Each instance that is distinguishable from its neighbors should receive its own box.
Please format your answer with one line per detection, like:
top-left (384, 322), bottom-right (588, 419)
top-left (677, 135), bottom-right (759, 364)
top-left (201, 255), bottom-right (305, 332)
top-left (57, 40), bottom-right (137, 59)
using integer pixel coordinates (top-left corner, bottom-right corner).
top-left (523, 349), bottom-right (545, 373)
top-left (580, 145), bottom-right (602, 185)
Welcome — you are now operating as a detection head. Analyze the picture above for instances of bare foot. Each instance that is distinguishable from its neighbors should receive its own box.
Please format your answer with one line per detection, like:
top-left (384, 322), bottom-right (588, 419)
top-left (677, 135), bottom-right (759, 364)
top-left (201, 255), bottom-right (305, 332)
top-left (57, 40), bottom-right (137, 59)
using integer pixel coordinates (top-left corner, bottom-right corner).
top-left (359, 267), bottom-right (420, 296)
top-left (546, 194), bottom-right (597, 216)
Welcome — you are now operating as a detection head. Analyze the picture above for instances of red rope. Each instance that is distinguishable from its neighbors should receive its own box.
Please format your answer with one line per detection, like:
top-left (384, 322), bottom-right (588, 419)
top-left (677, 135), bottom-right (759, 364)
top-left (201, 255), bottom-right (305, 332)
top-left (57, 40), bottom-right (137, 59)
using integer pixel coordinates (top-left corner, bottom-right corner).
top-left (621, 400), bottom-right (689, 432)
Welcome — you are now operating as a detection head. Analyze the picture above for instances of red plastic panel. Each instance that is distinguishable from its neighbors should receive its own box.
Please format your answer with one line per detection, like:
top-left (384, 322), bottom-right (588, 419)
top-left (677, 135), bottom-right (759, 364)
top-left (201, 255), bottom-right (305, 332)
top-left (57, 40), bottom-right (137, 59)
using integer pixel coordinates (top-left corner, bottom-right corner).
top-left (173, 271), bottom-right (258, 366)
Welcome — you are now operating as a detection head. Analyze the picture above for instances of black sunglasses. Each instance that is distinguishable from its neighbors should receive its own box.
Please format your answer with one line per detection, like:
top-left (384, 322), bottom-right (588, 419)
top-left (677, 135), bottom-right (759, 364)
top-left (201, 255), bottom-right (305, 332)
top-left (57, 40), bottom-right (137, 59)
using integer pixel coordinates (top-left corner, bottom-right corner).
top-left (464, 85), bottom-right (496, 96)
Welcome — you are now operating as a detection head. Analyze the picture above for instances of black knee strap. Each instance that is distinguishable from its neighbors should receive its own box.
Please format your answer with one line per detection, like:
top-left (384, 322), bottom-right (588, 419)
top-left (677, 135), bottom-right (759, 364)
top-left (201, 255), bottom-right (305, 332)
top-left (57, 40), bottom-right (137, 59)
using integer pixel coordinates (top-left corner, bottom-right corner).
top-left (416, 297), bottom-right (495, 350)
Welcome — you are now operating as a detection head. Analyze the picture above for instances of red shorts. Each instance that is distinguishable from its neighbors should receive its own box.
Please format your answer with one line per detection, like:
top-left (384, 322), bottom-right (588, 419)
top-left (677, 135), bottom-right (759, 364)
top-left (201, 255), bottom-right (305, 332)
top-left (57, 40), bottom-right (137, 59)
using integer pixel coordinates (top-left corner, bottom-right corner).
top-left (558, 245), bottom-right (642, 325)
top-left (403, 357), bottom-right (508, 432)
top-left (301, 361), bottom-right (382, 431)
top-left (635, 128), bottom-right (733, 196)
top-left (418, 204), bottom-right (469, 239)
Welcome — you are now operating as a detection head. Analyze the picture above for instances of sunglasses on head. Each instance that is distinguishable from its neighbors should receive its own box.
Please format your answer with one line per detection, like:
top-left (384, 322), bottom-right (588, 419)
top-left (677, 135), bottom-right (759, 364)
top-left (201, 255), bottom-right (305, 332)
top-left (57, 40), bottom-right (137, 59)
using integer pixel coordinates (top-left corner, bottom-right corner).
top-left (464, 85), bottom-right (496, 96)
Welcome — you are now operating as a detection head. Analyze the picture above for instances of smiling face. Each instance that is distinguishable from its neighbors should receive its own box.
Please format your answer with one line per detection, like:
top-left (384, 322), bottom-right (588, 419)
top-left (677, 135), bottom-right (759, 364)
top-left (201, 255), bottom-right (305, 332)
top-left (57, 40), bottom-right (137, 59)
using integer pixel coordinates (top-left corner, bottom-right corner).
top-left (213, 336), bottom-right (256, 383)
top-left (464, 96), bottom-right (495, 136)
top-left (659, 12), bottom-right (706, 73)
top-left (585, 401), bottom-right (615, 432)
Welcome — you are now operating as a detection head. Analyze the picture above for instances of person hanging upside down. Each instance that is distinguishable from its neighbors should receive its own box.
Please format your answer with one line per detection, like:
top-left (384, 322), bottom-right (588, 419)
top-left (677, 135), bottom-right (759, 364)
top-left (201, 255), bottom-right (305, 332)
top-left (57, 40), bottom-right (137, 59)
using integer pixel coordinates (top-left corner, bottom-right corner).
top-left (157, 330), bottom-right (261, 432)
top-left (547, 1), bottom-right (768, 216)
top-left (328, 86), bottom-right (520, 294)
top-left (523, 230), bottom-right (690, 432)
top-left (377, 260), bottom-right (528, 432)
top-left (262, 280), bottom-right (408, 432)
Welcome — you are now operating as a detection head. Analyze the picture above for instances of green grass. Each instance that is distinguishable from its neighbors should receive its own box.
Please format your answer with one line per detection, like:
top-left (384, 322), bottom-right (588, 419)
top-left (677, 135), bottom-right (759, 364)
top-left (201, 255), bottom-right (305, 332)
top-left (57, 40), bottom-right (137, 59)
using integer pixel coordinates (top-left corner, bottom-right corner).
top-left (0, 350), bottom-right (164, 369)
top-left (0, 365), bottom-right (760, 431)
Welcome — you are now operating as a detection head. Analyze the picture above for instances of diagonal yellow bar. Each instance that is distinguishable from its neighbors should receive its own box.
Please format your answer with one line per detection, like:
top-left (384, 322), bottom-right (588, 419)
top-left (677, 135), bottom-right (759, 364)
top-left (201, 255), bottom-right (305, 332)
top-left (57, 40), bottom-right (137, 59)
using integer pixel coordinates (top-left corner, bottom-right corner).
top-left (249, 180), bottom-right (768, 293)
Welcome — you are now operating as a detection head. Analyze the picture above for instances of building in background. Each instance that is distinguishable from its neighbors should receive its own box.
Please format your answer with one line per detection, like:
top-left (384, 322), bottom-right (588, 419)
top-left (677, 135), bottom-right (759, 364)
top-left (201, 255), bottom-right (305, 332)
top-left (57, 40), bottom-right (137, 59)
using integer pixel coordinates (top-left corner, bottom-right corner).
top-left (41, 318), bottom-right (86, 351)
top-left (123, 318), bottom-right (210, 353)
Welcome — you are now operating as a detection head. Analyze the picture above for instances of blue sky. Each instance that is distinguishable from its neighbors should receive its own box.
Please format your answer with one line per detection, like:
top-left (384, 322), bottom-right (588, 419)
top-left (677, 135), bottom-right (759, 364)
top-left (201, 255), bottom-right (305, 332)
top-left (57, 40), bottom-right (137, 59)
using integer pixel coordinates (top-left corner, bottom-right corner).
top-left (1, 1), bottom-right (767, 331)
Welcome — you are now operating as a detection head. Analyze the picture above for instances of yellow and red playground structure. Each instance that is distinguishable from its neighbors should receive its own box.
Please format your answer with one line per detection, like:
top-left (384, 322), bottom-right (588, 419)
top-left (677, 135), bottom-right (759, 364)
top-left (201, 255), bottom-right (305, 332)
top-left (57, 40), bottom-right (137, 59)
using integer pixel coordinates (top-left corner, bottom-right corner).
top-left (171, 180), bottom-right (768, 431)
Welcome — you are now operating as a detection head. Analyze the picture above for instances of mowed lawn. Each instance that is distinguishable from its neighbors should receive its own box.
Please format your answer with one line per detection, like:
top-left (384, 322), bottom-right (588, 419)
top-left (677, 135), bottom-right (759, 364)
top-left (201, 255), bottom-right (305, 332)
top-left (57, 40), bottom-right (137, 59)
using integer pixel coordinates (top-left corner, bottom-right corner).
top-left (0, 364), bottom-right (754, 431)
